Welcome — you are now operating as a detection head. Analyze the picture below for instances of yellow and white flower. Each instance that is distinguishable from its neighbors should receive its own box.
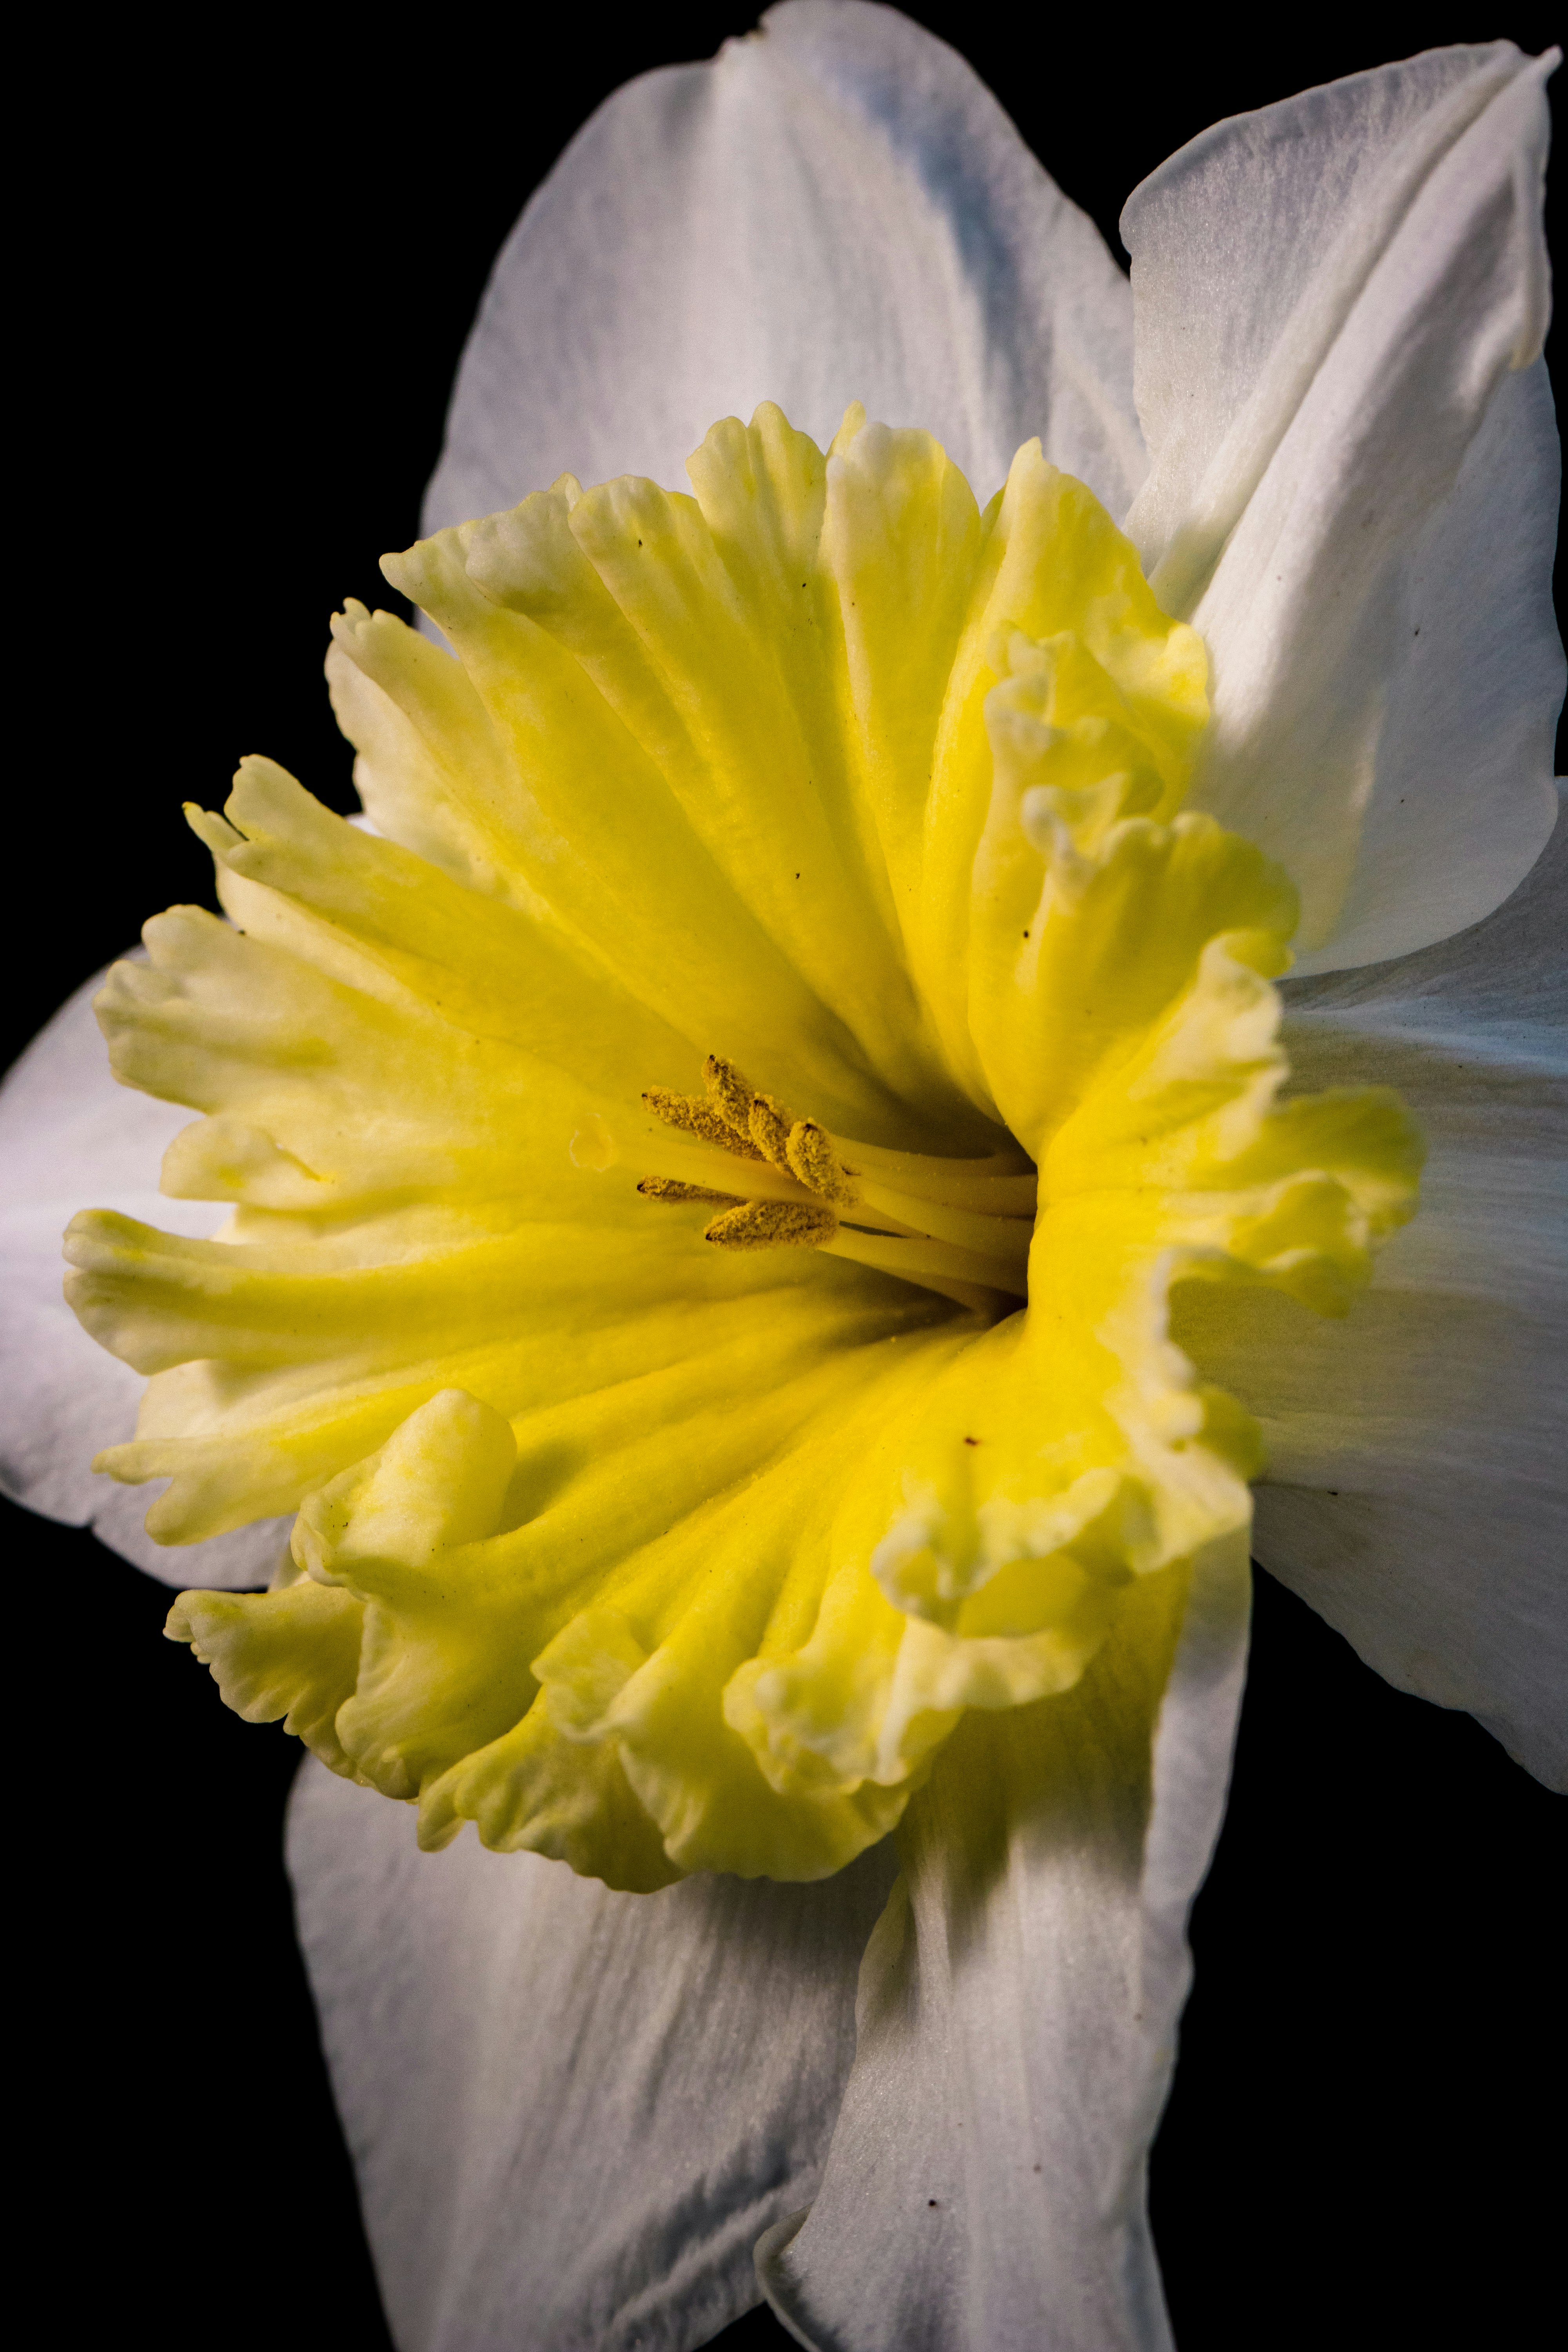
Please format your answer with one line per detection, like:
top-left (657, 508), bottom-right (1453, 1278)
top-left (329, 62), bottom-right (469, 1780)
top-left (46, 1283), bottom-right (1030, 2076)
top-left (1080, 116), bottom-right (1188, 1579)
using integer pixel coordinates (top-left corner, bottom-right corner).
top-left (0, 11), bottom-right (1560, 2350)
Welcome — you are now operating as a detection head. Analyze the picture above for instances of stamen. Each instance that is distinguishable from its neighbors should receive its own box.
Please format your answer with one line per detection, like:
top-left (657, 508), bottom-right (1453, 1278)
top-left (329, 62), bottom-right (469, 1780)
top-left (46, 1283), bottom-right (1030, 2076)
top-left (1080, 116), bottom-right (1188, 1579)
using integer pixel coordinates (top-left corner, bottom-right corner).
top-left (704, 1200), bottom-right (838, 1250)
top-left (826, 1134), bottom-right (1038, 1216)
top-left (637, 1132), bottom-right (820, 1204)
top-left (638, 1177), bottom-right (746, 1207)
top-left (643, 1088), bottom-right (764, 1159)
top-left (785, 1120), bottom-right (860, 1206)
top-left (748, 1092), bottom-right (796, 1169)
top-left (630, 1054), bottom-right (1040, 1316)
top-left (852, 1179), bottom-right (1031, 1271)
top-left (824, 1228), bottom-right (1025, 1303)
top-left (702, 1054), bottom-right (758, 1141)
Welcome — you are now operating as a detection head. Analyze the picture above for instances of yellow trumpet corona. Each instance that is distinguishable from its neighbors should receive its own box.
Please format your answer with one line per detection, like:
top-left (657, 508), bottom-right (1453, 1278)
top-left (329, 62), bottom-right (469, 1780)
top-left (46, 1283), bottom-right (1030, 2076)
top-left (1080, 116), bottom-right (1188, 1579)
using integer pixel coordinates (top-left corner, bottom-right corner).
top-left (67, 402), bottom-right (1420, 1889)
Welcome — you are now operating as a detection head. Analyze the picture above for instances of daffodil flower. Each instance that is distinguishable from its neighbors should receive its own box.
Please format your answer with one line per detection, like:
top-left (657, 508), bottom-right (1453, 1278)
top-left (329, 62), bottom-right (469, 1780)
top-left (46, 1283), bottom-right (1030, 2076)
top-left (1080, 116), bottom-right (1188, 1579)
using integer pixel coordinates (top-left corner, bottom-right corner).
top-left (2, 10), bottom-right (1562, 2350)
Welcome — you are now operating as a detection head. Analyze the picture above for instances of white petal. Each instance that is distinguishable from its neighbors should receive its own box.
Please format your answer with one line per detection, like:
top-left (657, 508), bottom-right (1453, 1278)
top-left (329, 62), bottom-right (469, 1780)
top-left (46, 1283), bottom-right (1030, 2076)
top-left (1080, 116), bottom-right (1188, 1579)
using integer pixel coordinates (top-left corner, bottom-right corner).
top-left (759, 1539), bottom-right (1251, 2351)
top-left (1174, 791), bottom-right (1567, 1789)
top-left (0, 967), bottom-right (290, 1590)
top-left (1122, 44), bottom-right (1561, 970)
top-left (423, 0), bottom-right (1142, 532)
top-left (286, 1762), bottom-right (895, 2352)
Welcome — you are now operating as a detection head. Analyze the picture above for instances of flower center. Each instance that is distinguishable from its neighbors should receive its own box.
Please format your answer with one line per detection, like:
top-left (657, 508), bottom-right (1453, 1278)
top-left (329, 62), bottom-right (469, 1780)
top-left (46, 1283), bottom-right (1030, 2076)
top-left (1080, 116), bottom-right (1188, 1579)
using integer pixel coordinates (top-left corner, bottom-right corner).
top-left (634, 1054), bottom-right (1034, 1312)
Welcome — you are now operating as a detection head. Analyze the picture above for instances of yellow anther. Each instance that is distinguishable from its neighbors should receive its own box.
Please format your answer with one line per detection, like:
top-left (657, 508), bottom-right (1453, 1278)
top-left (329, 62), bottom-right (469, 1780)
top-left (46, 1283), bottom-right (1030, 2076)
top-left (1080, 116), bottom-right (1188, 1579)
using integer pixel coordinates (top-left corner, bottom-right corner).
top-left (703, 1199), bottom-right (838, 1250)
top-left (642, 1089), bottom-right (764, 1158)
top-left (702, 1054), bottom-right (757, 1140)
top-left (637, 1177), bottom-right (746, 1206)
top-left (785, 1120), bottom-right (860, 1206)
top-left (748, 1092), bottom-right (796, 1169)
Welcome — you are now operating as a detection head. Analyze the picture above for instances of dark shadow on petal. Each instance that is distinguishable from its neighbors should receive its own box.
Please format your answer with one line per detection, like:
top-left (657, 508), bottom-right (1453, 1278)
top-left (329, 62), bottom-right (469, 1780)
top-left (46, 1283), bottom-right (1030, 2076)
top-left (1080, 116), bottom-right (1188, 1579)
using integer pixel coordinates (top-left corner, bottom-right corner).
top-left (16, 1498), bottom-right (394, 2352)
top-left (1151, 1564), bottom-right (1560, 2350)
top-left (702, 2305), bottom-right (795, 2349)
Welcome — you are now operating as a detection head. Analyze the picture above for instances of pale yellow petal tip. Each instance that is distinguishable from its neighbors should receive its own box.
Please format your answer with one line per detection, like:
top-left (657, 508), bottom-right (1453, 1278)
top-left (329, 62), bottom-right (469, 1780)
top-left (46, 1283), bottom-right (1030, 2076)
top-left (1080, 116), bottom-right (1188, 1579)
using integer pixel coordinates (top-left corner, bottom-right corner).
top-left (87, 397), bottom-right (1422, 1886)
top-left (829, 399), bottom-right (867, 457)
top-left (164, 1582), bottom-right (365, 1775)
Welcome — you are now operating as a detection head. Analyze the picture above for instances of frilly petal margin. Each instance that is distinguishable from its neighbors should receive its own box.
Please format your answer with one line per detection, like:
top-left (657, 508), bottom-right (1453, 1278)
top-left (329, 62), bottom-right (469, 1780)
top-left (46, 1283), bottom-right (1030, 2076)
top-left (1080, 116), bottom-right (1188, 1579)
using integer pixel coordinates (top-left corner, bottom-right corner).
top-left (423, 0), bottom-right (1143, 533)
top-left (1175, 790), bottom-right (1568, 1789)
top-left (0, 967), bottom-right (289, 1590)
top-left (758, 1535), bottom-right (1250, 2352)
top-left (285, 1759), bottom-right (897, 2352)
top-left (1123, 42), bottom-right (1562, 971)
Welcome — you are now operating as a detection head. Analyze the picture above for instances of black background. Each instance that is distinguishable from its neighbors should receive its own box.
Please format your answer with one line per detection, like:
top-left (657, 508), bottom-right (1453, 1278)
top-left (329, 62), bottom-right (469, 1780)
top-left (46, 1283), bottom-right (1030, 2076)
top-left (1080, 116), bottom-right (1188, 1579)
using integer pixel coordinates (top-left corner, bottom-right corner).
top-left (15, 10), bottom-right (1564, 2348)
